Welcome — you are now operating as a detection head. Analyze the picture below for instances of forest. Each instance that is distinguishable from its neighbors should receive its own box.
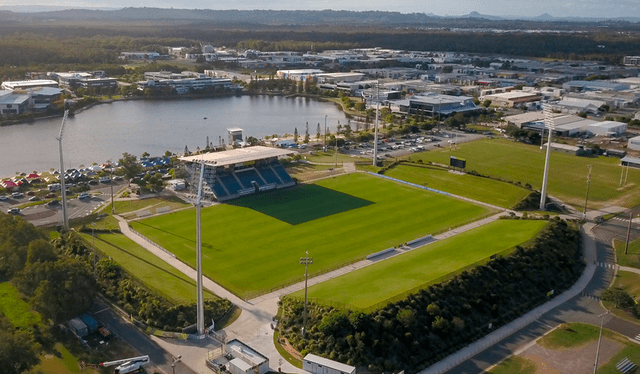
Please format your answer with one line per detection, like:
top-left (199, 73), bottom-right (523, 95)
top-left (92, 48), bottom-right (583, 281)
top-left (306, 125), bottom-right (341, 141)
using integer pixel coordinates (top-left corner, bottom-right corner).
top-left (278, 219), bottom-right (583, 373)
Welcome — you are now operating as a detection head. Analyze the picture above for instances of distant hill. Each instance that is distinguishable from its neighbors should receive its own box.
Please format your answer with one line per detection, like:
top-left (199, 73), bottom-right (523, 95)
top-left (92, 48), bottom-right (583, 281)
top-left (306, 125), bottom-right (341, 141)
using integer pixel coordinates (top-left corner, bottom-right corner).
top-left (0, 7), bottom-right (638, 28)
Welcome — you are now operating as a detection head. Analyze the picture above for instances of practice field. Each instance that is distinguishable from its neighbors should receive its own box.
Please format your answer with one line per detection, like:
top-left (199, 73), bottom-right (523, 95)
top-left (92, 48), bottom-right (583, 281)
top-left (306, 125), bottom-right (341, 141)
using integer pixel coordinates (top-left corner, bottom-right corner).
top-left (83, 233), bottom-right (217, 304)
top-left (383, 163), bottom-right (530, 208)
top-left (290, 219), bottom-right (547, 310)
top-left (0, 282), bottom-right (41, 328)
top-left (406, 138), bottom-right (640, 208)
top-left (132, 173), bottom-right (491, 298)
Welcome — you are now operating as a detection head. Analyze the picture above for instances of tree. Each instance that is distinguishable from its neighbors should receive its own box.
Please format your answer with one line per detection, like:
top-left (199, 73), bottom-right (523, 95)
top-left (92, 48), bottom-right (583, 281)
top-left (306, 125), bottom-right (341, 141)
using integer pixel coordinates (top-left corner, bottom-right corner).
top-left (482, 100), bottom-right (492, 107)
top-left (26, 239), bottom-right (57, 264)
top-left (119, 152), bottom-right (141, 183)
top-left (602, 288), bottom-right (634, 309)
top-left (141, 151), bottom-right (150, 158)
top-left (304, 122), bottom-right (310, 143)
top-left (0, 329), bottom-right (39, 374)
top-left (316, 123), bottom-right (321, 140)
top-left (294, 127), bottom-right (299, 143)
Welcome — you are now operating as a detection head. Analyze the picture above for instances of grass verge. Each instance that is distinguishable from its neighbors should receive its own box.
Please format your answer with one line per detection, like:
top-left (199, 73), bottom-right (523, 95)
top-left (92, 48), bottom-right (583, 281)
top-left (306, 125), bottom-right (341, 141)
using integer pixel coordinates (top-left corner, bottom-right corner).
top-left (614, 238), bottom-right (640, 269)
top-left (0, 282), bottom-right (41, 328)
top-left (488, 356), bottom-right (537, 374)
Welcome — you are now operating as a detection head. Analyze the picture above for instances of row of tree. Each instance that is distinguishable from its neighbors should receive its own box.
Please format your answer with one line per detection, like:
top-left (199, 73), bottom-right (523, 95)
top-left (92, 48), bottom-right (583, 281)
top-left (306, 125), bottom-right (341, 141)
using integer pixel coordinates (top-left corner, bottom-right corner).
top-left (279, 219), bottom-right (583, 373)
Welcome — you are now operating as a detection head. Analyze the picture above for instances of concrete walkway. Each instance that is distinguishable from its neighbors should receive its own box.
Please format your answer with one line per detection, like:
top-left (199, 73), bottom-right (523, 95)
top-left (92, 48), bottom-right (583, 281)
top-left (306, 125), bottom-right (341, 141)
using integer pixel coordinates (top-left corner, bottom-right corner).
top-left (620, 266), bottom-right (640, 274)
top-left (420, 223), bottom-right (599, 374)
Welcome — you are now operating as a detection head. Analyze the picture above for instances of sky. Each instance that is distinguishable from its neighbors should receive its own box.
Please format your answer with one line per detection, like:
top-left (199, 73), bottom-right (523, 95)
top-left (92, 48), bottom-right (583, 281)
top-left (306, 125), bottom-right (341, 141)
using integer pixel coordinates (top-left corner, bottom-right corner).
top-left (1, 0), bottom-right (640, 19)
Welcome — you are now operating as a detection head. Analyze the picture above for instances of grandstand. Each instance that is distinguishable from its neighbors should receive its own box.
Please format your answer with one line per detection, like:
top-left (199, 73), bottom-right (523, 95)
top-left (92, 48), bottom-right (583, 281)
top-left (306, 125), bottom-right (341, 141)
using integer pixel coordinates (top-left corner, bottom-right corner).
top-left (180, 146), bottom-right (297, 201)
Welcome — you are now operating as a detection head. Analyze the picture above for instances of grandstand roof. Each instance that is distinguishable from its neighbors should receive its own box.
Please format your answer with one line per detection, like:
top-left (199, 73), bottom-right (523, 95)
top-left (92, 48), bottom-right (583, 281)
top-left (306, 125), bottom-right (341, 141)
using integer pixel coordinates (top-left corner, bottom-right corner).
top-left (180, 146), bottom-right (296, 167)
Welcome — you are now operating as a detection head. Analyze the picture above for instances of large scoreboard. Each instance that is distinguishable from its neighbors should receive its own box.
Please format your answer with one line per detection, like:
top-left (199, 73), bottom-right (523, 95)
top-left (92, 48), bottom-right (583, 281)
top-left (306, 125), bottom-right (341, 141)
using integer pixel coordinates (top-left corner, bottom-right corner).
top-left (450, 156), bottom-right (466, 169)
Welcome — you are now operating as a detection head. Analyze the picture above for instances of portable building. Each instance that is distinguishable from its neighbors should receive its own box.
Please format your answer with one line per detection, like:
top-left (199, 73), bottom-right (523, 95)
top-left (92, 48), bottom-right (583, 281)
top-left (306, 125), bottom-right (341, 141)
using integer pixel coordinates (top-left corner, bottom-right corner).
top-left (303, 353), bottom-right (356, 374)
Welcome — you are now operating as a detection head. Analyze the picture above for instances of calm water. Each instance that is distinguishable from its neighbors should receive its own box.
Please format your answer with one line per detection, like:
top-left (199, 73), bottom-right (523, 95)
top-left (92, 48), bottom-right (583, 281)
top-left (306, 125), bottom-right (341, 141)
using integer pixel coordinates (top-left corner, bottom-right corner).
top-left (0, 95), bottom-right (347, 177)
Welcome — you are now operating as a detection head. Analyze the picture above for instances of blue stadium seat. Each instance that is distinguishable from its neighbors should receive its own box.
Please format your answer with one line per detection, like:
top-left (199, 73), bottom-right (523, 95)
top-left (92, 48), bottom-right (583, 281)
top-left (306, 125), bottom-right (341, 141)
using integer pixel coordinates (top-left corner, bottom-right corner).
top-left (272, 164), bottom-right (293, 183)
top-left (258, 166), bottom-right (281, 184)
top-left (219, 173), bottom-right (242, 195)
top-left (235, 169), bottom-right (265, 188)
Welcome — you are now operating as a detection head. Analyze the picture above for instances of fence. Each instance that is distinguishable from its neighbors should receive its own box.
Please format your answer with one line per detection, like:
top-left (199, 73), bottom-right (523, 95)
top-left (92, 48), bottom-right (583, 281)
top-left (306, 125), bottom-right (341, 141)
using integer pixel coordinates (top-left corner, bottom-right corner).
top-left (128, 225), bottom-right (177, 258)
top-left (366, 172), bottom-right (451, 196)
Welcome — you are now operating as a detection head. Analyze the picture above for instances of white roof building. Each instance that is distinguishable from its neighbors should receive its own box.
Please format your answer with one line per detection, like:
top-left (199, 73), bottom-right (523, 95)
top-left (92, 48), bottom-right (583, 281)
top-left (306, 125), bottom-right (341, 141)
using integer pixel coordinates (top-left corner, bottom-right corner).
top-left (588, 121), bottom-right (627, 137)
top-left (1, 79), bottom-right (59, 91)
top-left (303, 354), bottom-right (356, 374)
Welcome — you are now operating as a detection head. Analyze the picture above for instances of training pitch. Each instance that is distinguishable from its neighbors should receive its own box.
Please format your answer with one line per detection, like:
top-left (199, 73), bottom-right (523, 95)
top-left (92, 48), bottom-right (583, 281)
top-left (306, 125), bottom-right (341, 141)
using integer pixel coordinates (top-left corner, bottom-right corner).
top-left (290, 219), bottom-right (547, 310)
top-left (131, 173), bottom-right (492, 298)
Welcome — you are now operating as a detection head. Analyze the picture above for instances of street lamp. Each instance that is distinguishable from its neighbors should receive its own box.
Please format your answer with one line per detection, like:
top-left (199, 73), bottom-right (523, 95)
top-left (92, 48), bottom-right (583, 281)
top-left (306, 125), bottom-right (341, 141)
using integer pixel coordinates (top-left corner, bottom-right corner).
top-left (373, 81), bottom-right (379, 167)
top-left (109, 167), bottom-right (115, 214)
top-left (594, 310), bottom-right (609, 374)
top-left (171, 355), bottom-right (182, 374)
top-left (539, 103), bottom-right (556, 211)
top-left (583, 164), bottom-right (593, 220)
top-left (299, 251), bottom-right (313, 338)
top-left (91, 222), bottom-right (97, 276)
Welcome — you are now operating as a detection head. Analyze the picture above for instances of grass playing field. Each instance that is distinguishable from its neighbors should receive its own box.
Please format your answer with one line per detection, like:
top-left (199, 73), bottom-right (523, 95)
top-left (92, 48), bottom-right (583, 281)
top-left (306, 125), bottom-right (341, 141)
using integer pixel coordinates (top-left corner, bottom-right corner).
top-left (289, 219), bottom-right (547, 310)
top-left (405, 138), bottom-right (640, 208)
top-left (0, 282), bottom-right (41, 328)
top-left (82, 233), bottom-right (217, 304)
top-left (383, 163), bottom-right (530, 208)
top-left (614, 238), bottom-right (640, 269)
top-left (131, 173), bottom-right (492, 299)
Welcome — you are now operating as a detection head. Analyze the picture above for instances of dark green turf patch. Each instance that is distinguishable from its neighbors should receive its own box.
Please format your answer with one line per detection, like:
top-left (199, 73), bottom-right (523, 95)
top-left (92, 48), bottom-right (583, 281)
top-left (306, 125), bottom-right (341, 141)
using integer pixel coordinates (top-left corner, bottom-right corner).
top-left (228, 184), bottom-right (374, 225)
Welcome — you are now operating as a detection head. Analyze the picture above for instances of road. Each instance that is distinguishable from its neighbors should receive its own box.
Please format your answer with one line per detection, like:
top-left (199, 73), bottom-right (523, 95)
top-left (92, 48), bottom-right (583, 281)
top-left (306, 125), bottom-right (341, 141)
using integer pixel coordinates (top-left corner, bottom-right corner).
top-left (90, 298), bottom-right (197, 374)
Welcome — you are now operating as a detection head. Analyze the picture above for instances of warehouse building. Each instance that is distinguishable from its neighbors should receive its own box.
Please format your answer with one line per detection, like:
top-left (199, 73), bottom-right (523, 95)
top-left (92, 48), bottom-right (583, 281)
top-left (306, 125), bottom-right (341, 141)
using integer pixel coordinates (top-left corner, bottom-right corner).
top-left (303, 354), bottom-right (356, 374)
top-left (588, 121), bottom-right (627, 137)
top-left (627, 135), bottom-right (640, 151)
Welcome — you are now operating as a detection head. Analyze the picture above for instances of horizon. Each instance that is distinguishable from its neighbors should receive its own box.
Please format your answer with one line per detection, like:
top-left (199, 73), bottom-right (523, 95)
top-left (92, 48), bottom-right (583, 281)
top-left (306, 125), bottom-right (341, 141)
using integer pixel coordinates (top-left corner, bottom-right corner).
top-left (1, 0), bottom-right (640, 20)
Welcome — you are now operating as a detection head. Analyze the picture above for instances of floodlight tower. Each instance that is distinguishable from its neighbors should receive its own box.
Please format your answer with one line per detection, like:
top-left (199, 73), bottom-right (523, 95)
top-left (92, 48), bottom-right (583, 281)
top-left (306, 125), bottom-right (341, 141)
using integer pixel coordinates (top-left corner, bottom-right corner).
top-left (195, 161), bottom-right (206, 336)
top-left (539, 103), bottom-right (555, 211)
top-left (57, 110), bottom-right (70, 231)
top-left (373, 81), bottom-right (380, 166)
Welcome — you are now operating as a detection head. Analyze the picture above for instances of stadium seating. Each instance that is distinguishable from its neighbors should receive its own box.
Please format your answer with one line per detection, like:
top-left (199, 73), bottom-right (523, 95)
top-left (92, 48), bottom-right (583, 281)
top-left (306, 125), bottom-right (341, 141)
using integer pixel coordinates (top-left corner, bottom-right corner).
top-left (272, 163), bottom-right (293, 183)
top-left (257, 165), bottom-right (281, 185)
top-left (236, 168), bottom-right (265, 188)
top-left (218, 173), bottom-right (243, 196)
top-left (210, 177), bottom-right (228, 198)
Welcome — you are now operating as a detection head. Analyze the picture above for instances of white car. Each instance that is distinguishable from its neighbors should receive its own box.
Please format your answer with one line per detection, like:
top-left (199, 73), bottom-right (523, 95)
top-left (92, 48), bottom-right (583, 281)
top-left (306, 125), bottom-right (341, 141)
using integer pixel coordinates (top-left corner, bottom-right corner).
top-left (78, 192), bottom-right (91, 199)
top-left (0, 195), bottom-right (8, 201)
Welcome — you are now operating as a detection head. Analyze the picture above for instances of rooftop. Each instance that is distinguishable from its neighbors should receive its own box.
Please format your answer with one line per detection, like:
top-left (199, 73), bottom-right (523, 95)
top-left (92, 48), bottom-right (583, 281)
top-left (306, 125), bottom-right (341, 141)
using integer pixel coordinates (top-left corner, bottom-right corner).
top-left (304, 353), bottom-right (356, 373)
top-left (179, 146), bottom-right (296, 167)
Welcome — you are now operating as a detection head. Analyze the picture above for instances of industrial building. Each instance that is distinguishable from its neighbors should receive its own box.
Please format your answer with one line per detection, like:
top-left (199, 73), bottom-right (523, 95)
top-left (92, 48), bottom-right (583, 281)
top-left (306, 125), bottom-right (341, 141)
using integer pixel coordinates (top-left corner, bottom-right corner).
top-left (0, 90), bottom-right (32, 116)
top-left (303, 354), bottom-right (356, 374)
top-left (480, 90), bottom-right (540, 108)
top-left (391, 93), bottom-right (480, 117)
top-left (276, 69), bottom-right (324, 81)
top-left (627, 135), bottom-right (640, 151)
top-left (587, 121), bottom-right (627, 137)
top-left (544, 142), bottom-right (588, 156)
top-left (1, 79), bottom-right (59, 91)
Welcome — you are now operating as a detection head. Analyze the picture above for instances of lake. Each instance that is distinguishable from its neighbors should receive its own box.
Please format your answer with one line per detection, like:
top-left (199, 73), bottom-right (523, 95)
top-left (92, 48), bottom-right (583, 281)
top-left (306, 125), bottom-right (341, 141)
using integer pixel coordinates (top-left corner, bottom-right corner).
top-left (0, 95), bottom-right (347, 177)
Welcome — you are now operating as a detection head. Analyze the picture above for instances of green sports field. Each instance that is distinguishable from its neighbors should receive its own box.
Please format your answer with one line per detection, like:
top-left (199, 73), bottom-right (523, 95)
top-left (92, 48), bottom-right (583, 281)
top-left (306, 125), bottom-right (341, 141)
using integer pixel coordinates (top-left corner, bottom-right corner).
top-left (406, 138), bottom-right (640, 208)
top-left (290, 219), bottom-right (547, 310)
top-left (383, 163), bottom-right (530, 208)
top-left (131, 173), bottom-right (492, 298)
top-left (82, 233), bottom-right (217, 304)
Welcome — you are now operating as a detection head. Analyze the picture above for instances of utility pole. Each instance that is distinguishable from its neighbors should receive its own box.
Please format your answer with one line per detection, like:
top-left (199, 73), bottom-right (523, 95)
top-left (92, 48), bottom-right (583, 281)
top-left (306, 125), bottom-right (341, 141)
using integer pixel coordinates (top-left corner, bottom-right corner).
top-left (57, 110), bottom-right (70, 231)
top-left (594, 310), bottom-right (609, 374)
top-left (539, 103), bottom-right (555, 211)
top-left (110, 167), bottom-right (115, 214)
top-left (91, 222), bottom-right (96, 277)
top-left (373, 81), bottom-right (379, 167)
top-left (625, 212), bottom-right (633, 255)
top-left (299, 251), bottom-right (313, 338)
top-left (582, 164), bottom-right (593, 220)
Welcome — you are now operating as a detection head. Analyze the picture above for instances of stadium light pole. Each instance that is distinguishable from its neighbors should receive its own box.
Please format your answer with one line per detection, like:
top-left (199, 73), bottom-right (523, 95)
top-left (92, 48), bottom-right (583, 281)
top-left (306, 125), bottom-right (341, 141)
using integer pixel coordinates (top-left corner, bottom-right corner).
top-left (594, 310), bottom-right (609, 374)
top-left (57, 109), bottom-right (70, 231)
top-left (195, 161), bottom-right (206, 337)
top-left (373, 81), bottom-right (379, 167)
top-left (582, 164), bottom-right (593, 220)
top-left (625, 212), bottom-right (634, 255)
top-left (539, 103), bottom-right (555, 211)
top-left (299, 251), bottom-right (313, 338)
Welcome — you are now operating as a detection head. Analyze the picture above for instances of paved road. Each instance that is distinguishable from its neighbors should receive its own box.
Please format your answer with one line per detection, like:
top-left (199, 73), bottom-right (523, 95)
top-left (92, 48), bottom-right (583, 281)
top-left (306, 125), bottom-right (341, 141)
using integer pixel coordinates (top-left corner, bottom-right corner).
top-left (90, 299), bottom-right (196, 374)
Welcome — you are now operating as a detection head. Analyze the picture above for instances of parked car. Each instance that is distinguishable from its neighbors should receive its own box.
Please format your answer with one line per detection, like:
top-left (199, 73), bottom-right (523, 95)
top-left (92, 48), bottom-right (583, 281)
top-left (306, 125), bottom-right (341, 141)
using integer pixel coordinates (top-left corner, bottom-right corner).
top-left (88, 179), bottom-right (98, 185)
top-left (0, 195), bottom-right (8, 201)
top-left (11, 192), bottom-right (23, 198)
top-left (28, 196), bottom-right (39, 201)
top-left (78, 192), bottom-right (90, 200)
top-left (7, 207), bottom-right (20, 214)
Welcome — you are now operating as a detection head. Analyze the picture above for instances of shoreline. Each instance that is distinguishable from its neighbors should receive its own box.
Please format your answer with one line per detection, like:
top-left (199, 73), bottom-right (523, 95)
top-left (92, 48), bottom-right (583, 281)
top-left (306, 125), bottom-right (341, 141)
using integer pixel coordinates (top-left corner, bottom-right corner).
top-left (0, 89), bottom-right (361, 127)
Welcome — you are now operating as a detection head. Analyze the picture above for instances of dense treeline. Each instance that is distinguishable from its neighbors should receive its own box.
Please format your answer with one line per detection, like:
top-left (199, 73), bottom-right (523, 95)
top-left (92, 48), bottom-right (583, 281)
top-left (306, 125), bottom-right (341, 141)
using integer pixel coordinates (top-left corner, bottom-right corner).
top-left (279, 219), bottom-right (583, 373)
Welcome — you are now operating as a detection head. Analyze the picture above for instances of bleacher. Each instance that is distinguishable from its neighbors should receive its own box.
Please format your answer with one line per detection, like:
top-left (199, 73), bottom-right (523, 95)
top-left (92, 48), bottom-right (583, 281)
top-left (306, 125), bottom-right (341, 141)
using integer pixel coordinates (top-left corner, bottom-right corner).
top-left (210, 177), bottom-right (228, 198)
top-left (235, 168), bottom-right (265, 188)
top-left (218, 173), bottom-right (243, 196)
top-left (272, 163), bottom-right (293, 183)
top-left (257, 165), bottom-right (281, 185)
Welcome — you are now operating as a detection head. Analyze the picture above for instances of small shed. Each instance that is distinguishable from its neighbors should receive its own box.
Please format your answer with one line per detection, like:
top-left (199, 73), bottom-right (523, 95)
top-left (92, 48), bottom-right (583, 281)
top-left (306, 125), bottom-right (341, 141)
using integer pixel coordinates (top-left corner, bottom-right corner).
top-left (224, 339), bottom-right (269, 374)
top-left (69, 318), bottom-right (88, 337)
top-left (303, 353), bottom-right (356, 374)
top-left (79, 314), bottom-right (99, 333)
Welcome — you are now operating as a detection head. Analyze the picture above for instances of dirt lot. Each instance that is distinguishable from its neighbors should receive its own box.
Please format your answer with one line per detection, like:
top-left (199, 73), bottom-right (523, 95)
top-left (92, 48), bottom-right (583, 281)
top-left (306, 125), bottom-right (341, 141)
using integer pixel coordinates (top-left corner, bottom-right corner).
top-left (519, 337), bottom-right (623, 373)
